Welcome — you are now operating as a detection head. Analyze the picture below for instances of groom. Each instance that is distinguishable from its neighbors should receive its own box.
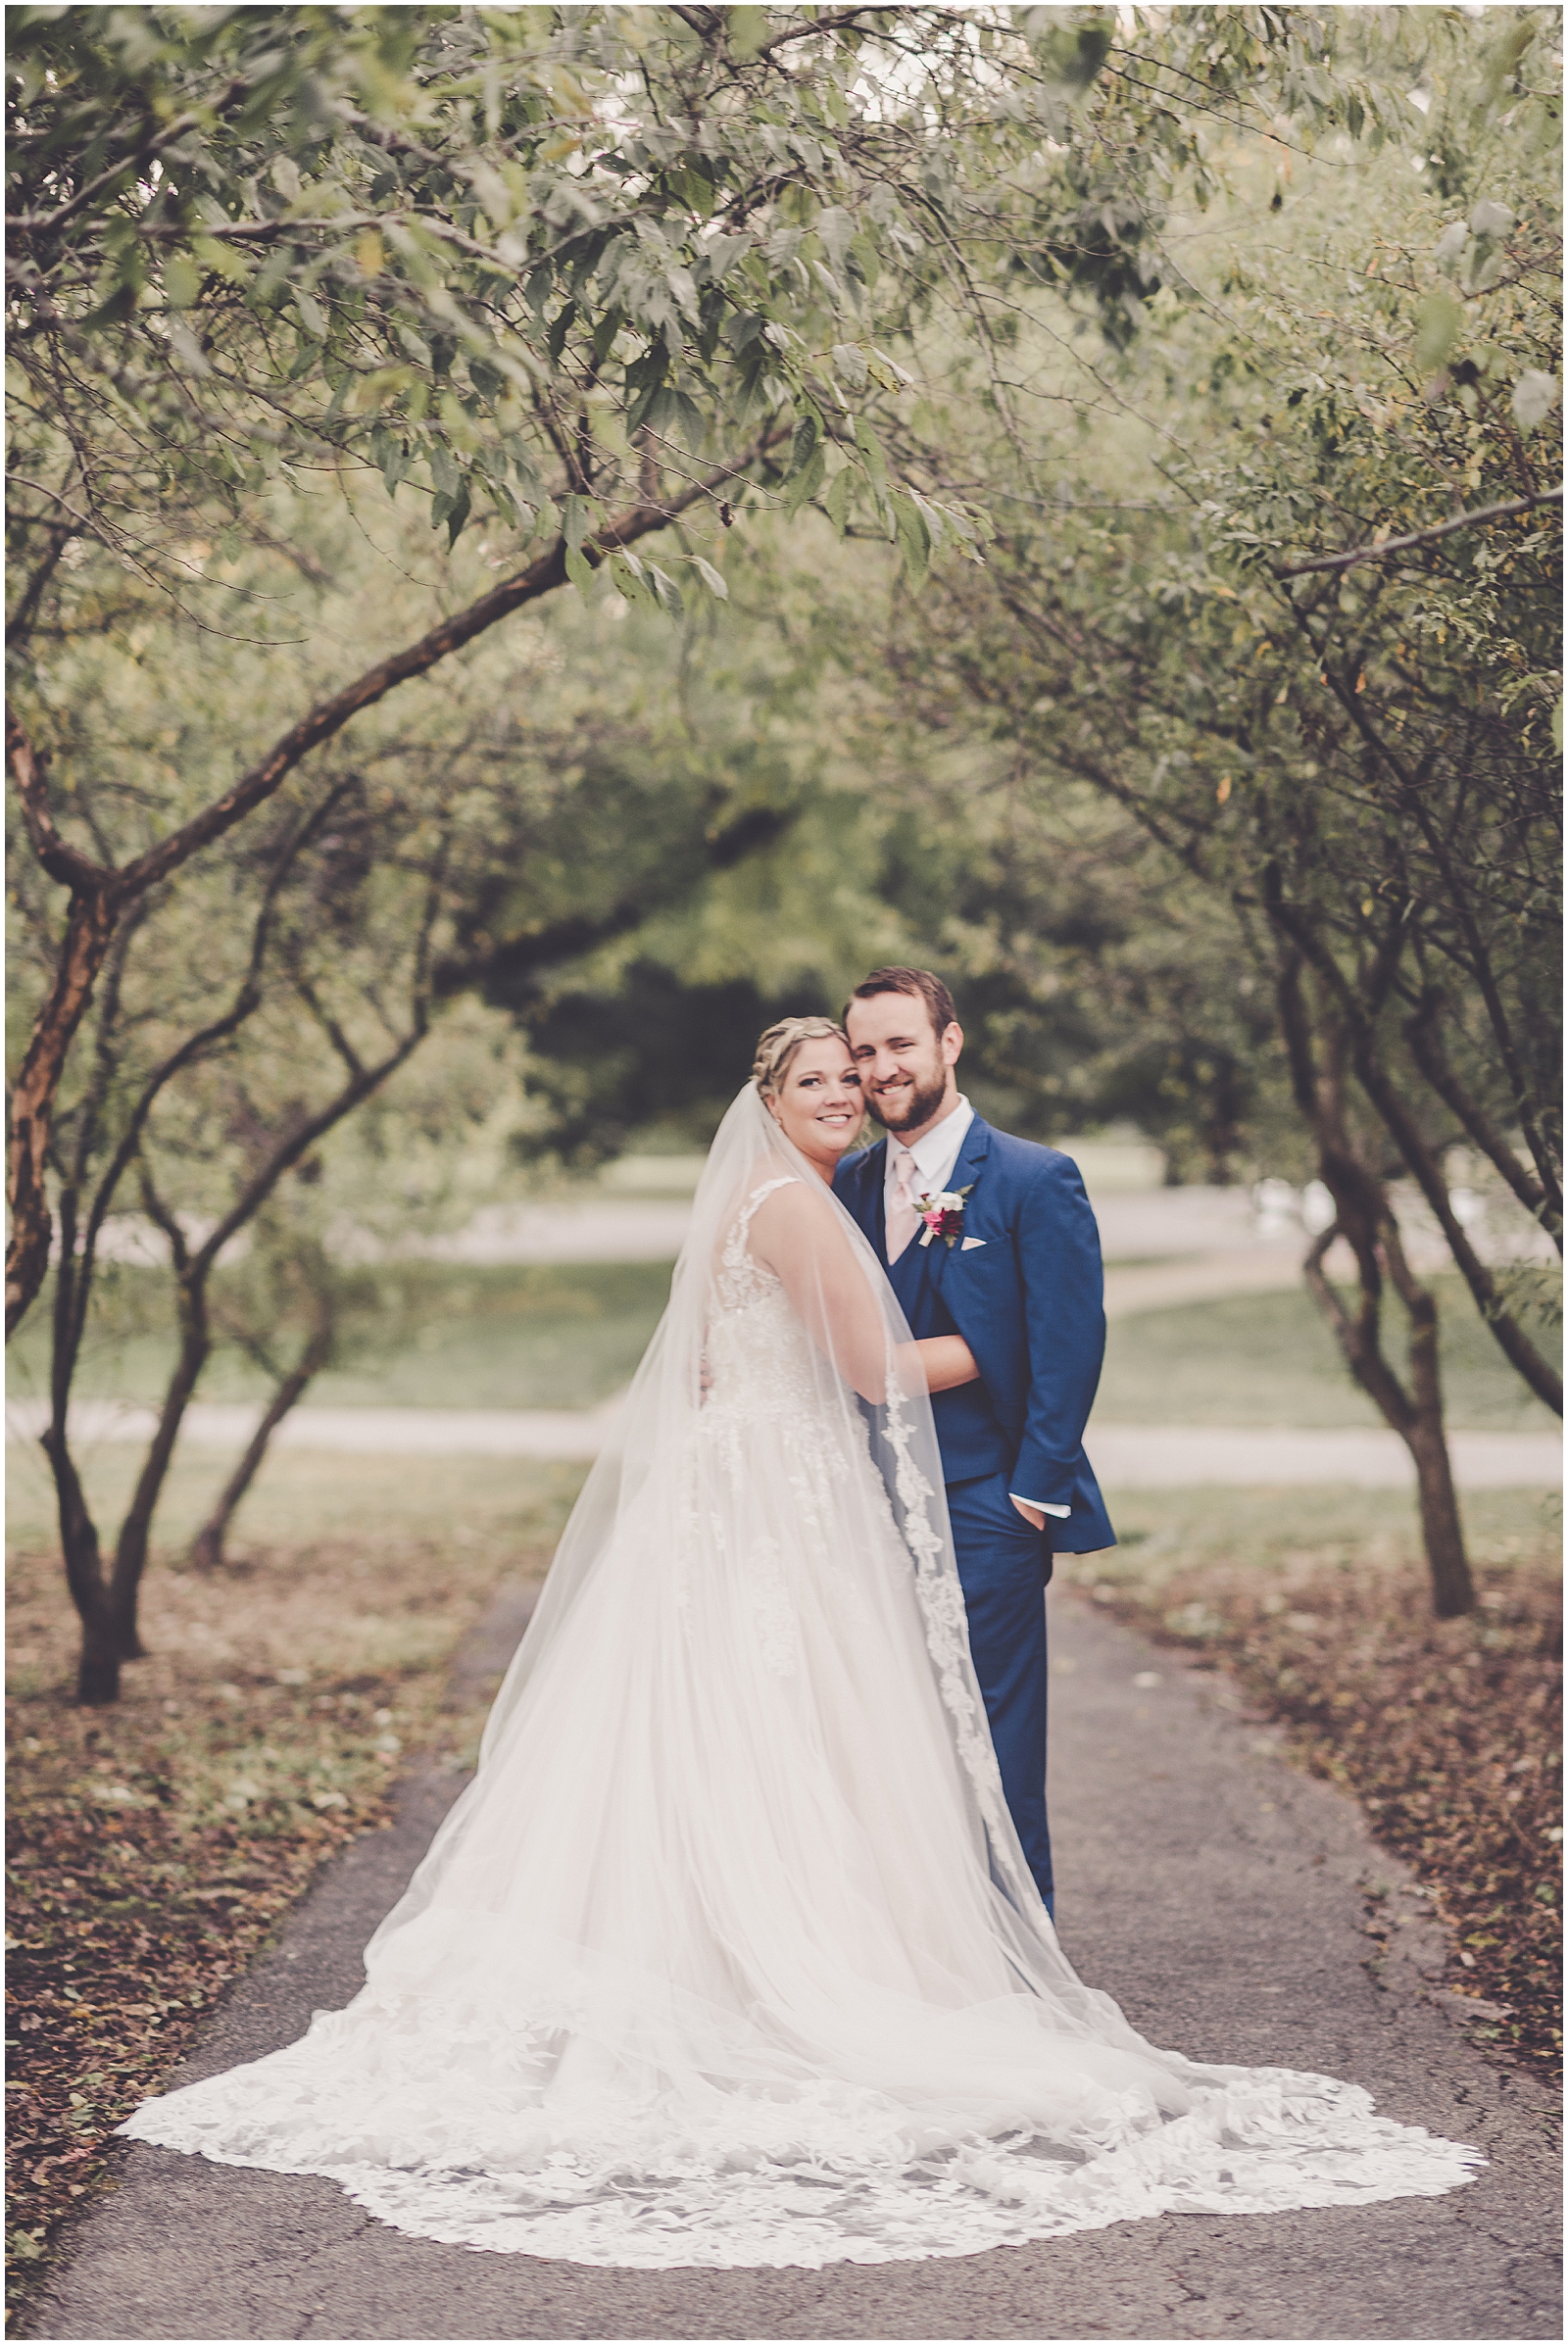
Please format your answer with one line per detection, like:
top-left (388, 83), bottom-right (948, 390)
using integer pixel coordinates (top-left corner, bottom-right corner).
top-left (836, 967), bottom-right (1114, 1917)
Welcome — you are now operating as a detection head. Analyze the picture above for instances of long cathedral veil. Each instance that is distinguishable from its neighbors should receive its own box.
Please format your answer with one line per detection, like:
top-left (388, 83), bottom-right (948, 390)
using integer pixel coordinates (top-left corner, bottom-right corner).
top-left (475, 1082), bottom-right (1052, 1937)
top-left (121, 1081), bottom-right (1481, 2267)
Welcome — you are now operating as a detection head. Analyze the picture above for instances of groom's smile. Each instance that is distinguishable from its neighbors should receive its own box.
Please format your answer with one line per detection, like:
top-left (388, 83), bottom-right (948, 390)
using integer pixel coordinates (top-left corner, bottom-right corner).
top-left (844, 991), bottom-right (962, 1145)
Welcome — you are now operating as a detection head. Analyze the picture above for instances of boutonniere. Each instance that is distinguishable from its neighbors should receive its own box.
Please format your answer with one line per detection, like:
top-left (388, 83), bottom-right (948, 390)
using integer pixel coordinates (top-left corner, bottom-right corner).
top-left (914, 1184), bottom-right (973, 1248)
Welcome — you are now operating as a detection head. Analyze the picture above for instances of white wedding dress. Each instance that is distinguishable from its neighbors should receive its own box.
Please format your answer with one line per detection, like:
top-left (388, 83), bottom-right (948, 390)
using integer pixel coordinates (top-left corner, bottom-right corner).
top-left (122, 1088), bottom-right (1478, 2267)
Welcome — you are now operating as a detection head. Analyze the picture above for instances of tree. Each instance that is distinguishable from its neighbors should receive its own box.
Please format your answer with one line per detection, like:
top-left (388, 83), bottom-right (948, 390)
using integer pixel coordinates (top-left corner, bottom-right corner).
top-left (10, 478), bottom-right (811, 1699)
top-left (876, 7), bottom-right (1561, 1613)
top-left (6, 0), bottom-right (1012, 1336)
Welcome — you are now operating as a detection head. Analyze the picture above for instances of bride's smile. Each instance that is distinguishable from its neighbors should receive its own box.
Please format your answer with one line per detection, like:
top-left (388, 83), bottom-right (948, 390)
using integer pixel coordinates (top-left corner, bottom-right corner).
top-left (761, 1037), bottom-right (865, 1179)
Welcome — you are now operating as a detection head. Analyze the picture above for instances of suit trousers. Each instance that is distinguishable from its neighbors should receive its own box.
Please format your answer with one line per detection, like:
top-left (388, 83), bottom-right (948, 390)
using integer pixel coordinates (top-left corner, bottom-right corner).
top-left (944, 1470), bottom-right (1054, 1914)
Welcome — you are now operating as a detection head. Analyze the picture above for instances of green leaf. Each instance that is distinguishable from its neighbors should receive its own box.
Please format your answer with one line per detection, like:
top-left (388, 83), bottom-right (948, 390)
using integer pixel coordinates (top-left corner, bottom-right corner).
top-left (787, 409), bottom-right (822, 479)
top-left (1553, 699), bottom-right (1564, 757)
top-left (672, 391), bottom-right (708, 454)
top-left (647, 563), bottom-right (685, 621)
top-left (831, 343), bottom-right (869, 393)
top-left (1511, 370), bottom-right (1559, 434)
top-left (691, 556), bottom-right (729, 601)
top-left (784, 438), bottom-right (826, 518)
top-left (1414, 293), bottom-right (1464, 372)
top-left (294, 287), bottom-right (327, 340)
top-left (726, 7), bottom-right (769, 61)
top-left (853, 415), bottom-right (889, 503)
top-left (443, 480), bottom-right (470, 548)
top-left (608, 553), bottom-right (653, 607)
top-left (892, 492), bottom-right (931, 590)
top-left (823, 465), bottom-right (852, 537)
top-left (164, 253), bottom-right (202, 310)
top-left (564, 543), bottom-right (595, 592)
top-left (563, 495), bottom-right (593, 552)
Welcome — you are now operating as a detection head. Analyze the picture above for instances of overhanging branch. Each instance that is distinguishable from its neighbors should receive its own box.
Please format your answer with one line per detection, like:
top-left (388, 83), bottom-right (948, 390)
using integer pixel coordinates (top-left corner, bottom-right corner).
top-left (1277, 484), bottom-right (1562, 578)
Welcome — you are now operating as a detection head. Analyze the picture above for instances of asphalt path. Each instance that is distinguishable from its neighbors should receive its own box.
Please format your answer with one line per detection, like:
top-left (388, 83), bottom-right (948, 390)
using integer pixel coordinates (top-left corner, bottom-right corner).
top-left (24, 1588), bottom-right (1559, 2343)
top-left (8, 1397), bottom-right (1559, 1492)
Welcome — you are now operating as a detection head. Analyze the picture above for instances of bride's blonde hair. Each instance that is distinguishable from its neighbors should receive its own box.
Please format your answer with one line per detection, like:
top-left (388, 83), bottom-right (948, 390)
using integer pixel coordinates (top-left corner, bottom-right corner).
top-left (751, 1014), bottom-right (849, 1102)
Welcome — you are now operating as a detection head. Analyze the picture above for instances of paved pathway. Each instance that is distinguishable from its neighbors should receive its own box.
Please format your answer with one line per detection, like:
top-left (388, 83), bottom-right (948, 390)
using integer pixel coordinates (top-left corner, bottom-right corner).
top-left (24, 1590), bottom-right (1559, 2342)
top-left (7, 1396), bottom-right (1559, 1489)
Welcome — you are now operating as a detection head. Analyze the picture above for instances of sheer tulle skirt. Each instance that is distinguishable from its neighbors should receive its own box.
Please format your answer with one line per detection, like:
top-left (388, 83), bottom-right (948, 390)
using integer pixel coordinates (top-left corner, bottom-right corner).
top-left (122, 1376), bottom-right (1479, 2267)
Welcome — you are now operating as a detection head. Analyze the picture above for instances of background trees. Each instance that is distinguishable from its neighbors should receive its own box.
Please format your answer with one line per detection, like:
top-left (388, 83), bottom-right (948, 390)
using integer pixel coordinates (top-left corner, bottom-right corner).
top-left (870, 3), bottom-right (1561, 1613)
top-left (8, 5), bottom-right (1561, 1672)
top-left (5, 0), bottom-right (1018, 1331)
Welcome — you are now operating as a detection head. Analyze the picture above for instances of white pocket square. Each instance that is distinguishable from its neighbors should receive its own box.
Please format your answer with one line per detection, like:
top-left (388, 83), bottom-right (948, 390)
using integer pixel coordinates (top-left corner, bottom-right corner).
top-left (960, 1236), bottom-right (987, 1251)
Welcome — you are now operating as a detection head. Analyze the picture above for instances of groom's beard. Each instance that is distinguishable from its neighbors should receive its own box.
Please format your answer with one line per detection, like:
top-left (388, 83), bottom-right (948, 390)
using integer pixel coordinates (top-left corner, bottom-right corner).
top-left (873, 1065), bottom-right (950, 1136)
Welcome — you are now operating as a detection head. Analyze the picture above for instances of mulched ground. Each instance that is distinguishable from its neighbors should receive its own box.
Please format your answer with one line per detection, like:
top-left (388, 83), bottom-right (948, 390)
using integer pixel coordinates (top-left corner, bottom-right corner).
top-left (4, 1533), bottom-right (540, 2329)
top-left (1061, 1544), bottom-right (1563, 2080)
top-left (9, 1509), bottom-right (1559, 2323)
top-left (7, 1719), bottom-right (383, 2280)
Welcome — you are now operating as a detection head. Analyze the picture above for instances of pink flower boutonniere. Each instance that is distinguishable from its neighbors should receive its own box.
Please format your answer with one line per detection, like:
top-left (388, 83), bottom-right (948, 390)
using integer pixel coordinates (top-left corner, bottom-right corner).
top-left (914, 1184), bottom-right (974, 1248)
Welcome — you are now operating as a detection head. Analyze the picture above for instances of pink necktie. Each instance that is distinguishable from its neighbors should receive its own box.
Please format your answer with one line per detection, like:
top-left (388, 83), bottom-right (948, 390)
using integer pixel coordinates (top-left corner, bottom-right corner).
top-left (886, 1148), bottom-right (920, 1263)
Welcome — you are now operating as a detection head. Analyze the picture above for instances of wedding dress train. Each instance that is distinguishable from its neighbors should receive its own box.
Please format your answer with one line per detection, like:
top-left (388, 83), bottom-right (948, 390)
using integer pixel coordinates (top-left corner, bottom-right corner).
top-left (122, 1089), bottom-right (1478, 2267)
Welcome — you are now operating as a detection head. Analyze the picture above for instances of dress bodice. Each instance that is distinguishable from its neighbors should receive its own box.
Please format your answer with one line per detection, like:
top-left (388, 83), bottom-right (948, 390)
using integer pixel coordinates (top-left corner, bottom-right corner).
top-left (703, 1176), bottom-right (825, 1428)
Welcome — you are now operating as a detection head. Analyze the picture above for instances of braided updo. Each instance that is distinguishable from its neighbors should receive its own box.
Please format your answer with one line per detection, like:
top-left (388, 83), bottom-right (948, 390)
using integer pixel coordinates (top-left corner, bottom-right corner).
top-left (751, 1014), bottom-right (849, 1102)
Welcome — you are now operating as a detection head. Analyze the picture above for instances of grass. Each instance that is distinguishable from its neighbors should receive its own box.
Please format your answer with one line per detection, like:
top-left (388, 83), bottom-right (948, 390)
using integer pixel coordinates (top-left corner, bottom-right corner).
top-left (11, 1258), bottom-right (1555, 1438)
top-left (5, 1260), bottom-right (674, 1415)
top-left (1097, 1276), bottom-right (1560, 1431)
top-left (1070, 1483), bottom-right (1562, 2080)
top-left (5, 1449), bottom-right (588, 2324)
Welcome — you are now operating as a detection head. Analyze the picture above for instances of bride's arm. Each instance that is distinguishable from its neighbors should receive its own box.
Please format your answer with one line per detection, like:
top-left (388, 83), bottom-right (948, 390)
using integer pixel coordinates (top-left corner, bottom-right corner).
top-left (749, 1183), bottom-right (894, 1404)
top-left (909, 1335), bottom-right (979, 1392)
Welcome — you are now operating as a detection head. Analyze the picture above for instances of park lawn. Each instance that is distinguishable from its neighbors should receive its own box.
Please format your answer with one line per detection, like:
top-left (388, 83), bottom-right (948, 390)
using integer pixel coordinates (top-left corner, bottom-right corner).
top-left (4, 1449), bottom-right (587, 2322)
top-left (1097, 1275), bottom-right (1560, 1431)
top-left (1069, 1483), bottom-right (1562, 2081)
top-left (10, 1259), bottom-right (1554, 1437)
top-left (4, 1259), bottom-right (676, 1414)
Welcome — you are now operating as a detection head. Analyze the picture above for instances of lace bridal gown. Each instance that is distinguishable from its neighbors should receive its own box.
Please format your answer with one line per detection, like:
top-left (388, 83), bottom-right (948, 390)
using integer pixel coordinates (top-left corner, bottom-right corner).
top-left (122, 1088), bottom-right (1478, 2267)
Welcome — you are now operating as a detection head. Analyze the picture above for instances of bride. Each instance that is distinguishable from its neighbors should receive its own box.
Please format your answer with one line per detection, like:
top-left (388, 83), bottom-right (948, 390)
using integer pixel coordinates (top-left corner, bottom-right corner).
top-left (122, 1015), bottom-right (1478, 2268)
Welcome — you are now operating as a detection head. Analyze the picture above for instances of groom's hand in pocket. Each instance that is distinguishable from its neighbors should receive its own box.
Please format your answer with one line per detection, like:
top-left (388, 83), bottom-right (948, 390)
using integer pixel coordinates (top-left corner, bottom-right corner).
top-left (1010, 1497), bottom-right (1046, 1531)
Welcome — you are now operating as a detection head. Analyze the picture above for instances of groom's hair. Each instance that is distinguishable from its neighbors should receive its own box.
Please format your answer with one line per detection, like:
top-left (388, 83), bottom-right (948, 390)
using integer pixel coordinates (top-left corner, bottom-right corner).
top-left (845, 966), bottom-right (957, 1040)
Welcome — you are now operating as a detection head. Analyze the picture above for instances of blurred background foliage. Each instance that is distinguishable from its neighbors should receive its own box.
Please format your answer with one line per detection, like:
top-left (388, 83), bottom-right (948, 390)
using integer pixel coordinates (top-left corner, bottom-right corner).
top-left (6, 4), bottom-right (1561, 1669)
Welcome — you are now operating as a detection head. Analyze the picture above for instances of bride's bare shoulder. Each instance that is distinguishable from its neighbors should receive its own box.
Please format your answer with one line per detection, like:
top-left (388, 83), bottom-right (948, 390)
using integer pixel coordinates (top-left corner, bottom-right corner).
top-left (743, 1174), bottom-right (841, 1259)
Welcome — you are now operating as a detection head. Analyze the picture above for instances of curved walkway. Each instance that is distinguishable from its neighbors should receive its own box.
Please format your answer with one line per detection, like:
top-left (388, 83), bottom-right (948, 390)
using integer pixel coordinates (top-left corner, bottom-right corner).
top-left (7, 1395), bottom-right (1559, 1488)
top-left (23, 1587), bottom-right (1559, 2340)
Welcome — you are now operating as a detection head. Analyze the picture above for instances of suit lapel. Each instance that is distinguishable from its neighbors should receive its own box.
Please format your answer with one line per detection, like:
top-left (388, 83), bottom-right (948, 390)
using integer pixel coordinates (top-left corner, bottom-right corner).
top-left (840, 1139), bottom-right (889, 1261)
top-left (924, 1115), bottom-right (992, 1292)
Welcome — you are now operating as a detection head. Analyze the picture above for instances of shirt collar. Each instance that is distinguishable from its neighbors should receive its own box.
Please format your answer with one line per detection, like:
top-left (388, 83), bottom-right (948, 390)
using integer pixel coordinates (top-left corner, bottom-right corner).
top-left (888, 1094), bottom-right (973, 1195)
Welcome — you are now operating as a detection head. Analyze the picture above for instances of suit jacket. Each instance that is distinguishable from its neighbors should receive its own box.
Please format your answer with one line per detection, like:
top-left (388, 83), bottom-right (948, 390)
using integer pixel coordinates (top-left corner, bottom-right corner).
top-left (834, 1116), bottom-right (1115, 1555)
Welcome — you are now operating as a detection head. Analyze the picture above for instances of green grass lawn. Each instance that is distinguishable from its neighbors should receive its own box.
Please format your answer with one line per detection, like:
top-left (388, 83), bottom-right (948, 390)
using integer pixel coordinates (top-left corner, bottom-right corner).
top-left (1097, 1277), bottom-right (1559, 1432)
top-left (5, 1437), bottom-right (589, 1562)
top-left (7, 1256), bottom-right (1556, 1434)
top-left (6, 1260), bottom-right (674, 1413)
top-left (1085, 1481), bottom-right (1559, 1573)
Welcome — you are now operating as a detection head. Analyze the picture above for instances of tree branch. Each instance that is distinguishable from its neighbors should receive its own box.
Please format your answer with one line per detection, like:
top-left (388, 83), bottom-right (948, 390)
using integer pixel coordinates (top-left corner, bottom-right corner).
top-left (1276, 484), bottom-right (1562, 578)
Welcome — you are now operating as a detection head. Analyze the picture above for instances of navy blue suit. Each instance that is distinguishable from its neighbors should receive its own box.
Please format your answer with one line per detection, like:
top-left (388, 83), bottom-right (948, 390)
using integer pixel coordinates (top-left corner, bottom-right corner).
top-left (835, 1116), bottom-right (1114, 1906)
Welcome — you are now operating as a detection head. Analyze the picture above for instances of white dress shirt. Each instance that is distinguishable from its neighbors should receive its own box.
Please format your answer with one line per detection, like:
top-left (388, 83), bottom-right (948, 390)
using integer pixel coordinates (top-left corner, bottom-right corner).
top-left (884, 1096), bottom-right (1069, 1523)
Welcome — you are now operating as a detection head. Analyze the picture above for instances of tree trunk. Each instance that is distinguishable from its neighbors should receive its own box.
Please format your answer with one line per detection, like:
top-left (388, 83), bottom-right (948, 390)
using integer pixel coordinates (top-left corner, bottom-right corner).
top-left (191, 1321), bottom-right (332, 1571)
top-left (1278, 949), bottom-right (1474, 1618)
top-left (107, 1269), bottom-right (209, 1661)
top-left (39, 1421), bottom-right (124, 1703)
top-left (6, 885), bottom-right (119, 1337)
top-left (1406, 1414), bottom-right (1475, 1620)
top-left (75, 1611), bottom-right (125, 1708)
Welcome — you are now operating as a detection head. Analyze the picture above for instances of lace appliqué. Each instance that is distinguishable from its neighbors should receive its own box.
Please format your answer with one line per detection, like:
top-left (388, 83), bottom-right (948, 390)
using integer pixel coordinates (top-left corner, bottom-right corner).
top-left (747, 1533), bottom-right (799, 1679)
top-left (882, 1373), bottom-right (1019, 1866)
